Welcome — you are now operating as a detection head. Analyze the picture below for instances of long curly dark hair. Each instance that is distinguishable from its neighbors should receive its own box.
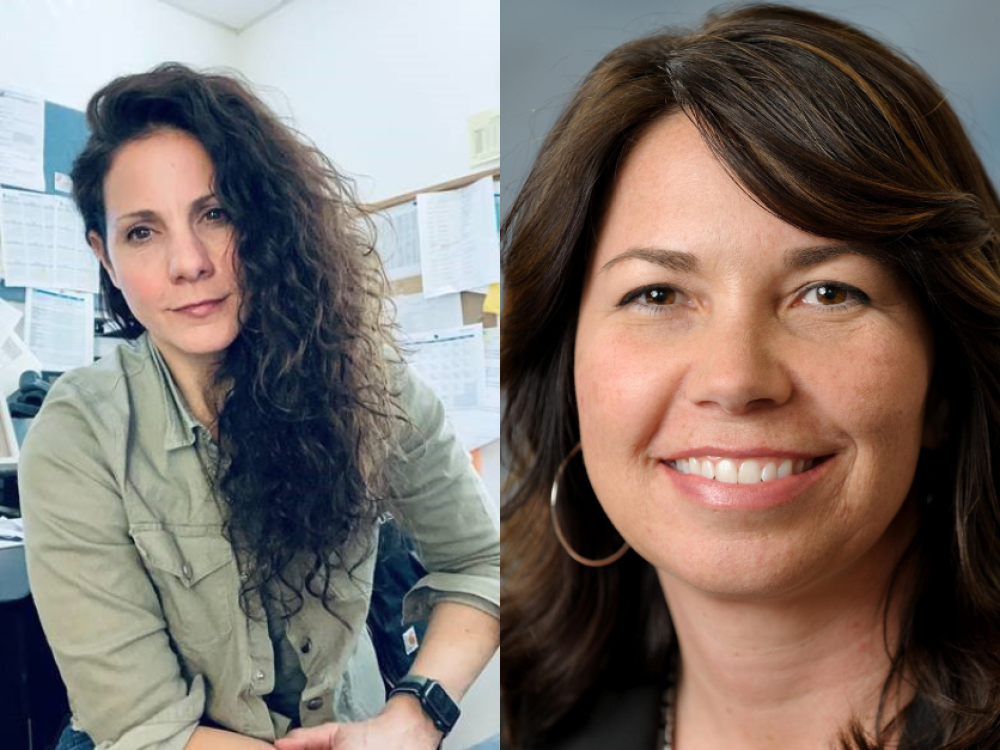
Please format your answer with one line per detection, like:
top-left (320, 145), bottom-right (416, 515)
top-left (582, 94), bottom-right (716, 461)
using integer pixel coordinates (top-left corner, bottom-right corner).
top-left (502, 5), bottom-right (1000, 749)
top-left (72, 63), bottom-right (402, 620)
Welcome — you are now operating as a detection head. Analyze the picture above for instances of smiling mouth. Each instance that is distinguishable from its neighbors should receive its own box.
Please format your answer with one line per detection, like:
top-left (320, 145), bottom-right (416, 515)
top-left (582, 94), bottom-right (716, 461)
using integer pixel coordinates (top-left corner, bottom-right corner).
top-left (665, 455), bottom-right (833, 484)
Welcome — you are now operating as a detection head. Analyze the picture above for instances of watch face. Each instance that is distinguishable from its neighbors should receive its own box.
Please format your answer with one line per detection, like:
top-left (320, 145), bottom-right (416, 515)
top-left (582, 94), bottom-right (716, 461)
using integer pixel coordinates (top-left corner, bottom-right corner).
top-left (425, 682), bottom-right (461, 726)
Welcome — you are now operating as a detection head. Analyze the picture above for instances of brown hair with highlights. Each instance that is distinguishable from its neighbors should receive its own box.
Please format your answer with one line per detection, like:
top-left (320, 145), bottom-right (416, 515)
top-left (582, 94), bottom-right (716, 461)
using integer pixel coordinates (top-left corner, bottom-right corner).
top-left (501, 5), bottom-right (1000, 748)
top-left (73, 64), bottom-right (402, 623)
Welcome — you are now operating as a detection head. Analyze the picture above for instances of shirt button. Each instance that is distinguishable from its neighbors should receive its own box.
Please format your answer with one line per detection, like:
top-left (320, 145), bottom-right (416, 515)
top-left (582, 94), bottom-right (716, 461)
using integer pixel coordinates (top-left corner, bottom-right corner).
top-left (306, 697), bottom-right (323, 711)
top-left (254, 670), bottom-right (265, 682)
top-left (300, 638), bottom-right (312, 654)
top-left (181, 563), bottom-right (193, 581)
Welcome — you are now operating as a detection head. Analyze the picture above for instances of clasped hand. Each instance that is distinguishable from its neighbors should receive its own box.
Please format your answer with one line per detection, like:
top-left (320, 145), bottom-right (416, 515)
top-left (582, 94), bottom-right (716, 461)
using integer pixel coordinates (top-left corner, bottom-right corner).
top-left (273, 700), bottom-right (442, 750)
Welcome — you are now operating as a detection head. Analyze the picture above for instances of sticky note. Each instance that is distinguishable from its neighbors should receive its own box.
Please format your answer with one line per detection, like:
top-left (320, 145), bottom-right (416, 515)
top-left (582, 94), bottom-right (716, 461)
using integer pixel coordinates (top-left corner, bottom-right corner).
top-left (483, 283), bottom-right (502, 316)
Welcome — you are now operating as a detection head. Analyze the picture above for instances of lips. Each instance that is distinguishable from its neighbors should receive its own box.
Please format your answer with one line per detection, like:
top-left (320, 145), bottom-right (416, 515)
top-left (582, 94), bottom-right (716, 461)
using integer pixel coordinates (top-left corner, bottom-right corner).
top-left (174, 296), bottom-right (226, 312)
top-left (659, 451), bottom-right (836, 510)
top-left (669, 455), bottom-right (833, 484)
top-left (171, 296), bottom-right (230, 319)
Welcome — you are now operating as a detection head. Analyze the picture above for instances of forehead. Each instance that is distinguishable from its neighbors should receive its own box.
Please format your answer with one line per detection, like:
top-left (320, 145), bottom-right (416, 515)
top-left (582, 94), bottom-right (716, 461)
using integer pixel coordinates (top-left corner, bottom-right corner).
top-left (594, 114), bottom-right (823, 273)
top-left (104, 129), bottom-right (215, 209)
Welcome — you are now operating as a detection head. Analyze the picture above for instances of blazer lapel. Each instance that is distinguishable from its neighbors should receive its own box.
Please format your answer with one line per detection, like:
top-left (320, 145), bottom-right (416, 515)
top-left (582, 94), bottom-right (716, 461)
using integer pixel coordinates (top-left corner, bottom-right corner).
top-left (523, 681), bottom-right (662, 750)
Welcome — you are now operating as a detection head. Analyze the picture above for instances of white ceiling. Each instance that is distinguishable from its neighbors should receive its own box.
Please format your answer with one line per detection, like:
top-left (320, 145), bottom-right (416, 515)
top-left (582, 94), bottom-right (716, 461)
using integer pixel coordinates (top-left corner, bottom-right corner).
top-left (157, 0), bottom-right (298, 33)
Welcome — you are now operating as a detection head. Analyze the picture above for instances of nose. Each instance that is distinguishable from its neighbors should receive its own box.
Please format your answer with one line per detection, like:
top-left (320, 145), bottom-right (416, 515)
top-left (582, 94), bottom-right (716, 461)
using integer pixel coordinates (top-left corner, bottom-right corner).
top-left (683, 312), bottom-right (792, 415)
top-left (167, 226), bottom-right (215, 283)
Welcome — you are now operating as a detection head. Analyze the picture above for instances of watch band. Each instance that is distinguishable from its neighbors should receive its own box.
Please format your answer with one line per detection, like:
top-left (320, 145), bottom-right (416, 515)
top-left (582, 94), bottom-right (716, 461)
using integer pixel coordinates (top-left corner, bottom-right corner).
top-left (388, 674), bottom-right (461, 736)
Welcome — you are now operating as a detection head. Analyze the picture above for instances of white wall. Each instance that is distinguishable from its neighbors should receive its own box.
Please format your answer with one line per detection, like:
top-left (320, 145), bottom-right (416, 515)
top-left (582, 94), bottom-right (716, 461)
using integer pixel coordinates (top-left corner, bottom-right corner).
top-left (0, 0), bottom-right (236, 110)
top-left (235, 0), bottom-right (500, 203)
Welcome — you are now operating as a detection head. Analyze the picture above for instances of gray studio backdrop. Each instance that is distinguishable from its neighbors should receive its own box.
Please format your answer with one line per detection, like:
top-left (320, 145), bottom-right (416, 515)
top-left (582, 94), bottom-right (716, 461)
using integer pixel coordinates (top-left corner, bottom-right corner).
top-left (500, 0), bottom-right (1000, 219)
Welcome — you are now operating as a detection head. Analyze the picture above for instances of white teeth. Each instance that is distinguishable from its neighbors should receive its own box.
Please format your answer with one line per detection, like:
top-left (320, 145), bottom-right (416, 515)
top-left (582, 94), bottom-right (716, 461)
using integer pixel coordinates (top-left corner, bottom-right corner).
top-left (715, 459), bottom-right (738, 483)
top-left (672, 455), bottom-right (821, 483)
top-left (737, 460), bottom-right (762, 484)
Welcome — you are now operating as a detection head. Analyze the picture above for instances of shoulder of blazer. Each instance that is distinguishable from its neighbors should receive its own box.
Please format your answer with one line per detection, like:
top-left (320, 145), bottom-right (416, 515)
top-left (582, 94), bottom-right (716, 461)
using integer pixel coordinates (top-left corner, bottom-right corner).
top-left (514, 681), bottom-right (662, 750)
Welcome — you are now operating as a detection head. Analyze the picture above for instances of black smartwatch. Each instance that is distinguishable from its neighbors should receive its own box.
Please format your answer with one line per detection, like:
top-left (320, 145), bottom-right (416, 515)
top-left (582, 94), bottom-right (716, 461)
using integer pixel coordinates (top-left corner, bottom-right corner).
top-left (388, 674), bottom-right (461, 736)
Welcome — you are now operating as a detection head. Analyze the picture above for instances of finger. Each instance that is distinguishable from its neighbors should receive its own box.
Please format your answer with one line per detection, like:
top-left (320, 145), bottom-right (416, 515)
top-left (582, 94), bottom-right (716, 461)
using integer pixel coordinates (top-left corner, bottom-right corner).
top-left (274, 738), bottom-right (330, 750)
top-left (275, 725), bottom-right (341, 750)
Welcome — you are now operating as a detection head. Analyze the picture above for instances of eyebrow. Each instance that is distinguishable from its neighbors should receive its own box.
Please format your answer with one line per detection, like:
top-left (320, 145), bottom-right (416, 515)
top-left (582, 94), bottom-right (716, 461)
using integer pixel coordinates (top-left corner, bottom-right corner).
top-left (599, 242), bottom-right (879, 274)
top-left (600, 247), bottom-right (699, 273)
top-left (114, 193), bottom-right (219, 227)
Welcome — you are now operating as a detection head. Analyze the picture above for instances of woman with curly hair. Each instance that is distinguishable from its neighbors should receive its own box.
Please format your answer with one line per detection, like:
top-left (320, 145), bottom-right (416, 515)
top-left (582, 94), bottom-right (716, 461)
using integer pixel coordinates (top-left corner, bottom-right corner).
top-left (19, 64), bottom-right (499, 750)
top-left (501, 4), bottom-right (1000, 749)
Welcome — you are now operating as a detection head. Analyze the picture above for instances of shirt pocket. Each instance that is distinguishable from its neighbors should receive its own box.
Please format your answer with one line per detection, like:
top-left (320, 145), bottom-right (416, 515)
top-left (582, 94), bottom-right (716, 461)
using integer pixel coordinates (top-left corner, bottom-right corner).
top-left (131, 527), bottom-right (236, 648)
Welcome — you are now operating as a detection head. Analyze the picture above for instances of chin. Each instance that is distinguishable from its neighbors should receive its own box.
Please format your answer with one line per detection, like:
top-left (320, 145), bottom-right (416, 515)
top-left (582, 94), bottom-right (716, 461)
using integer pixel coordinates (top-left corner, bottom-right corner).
top-left (643, 531), bottom-right (847, 602)
top-left (172, 329), bottom-right (239, 359)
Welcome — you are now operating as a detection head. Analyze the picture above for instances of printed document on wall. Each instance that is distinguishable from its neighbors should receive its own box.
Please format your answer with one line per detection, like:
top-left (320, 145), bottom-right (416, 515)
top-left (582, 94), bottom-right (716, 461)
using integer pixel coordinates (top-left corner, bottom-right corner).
top-left (391, 292), bottom-right (464, 336)
top-left (24, 288), bottom-right (94, 371)
top-left (405, 323), bottom-right (502, 450)
top-left (1, 189), bottom-right (99, 293)
top-left (374, 201), bottom-right (422, 280)
top-left (443, 325), bottom-right (502, 450)
top-left (405, 324), bottom-right (486, 412)
top-left (417, 176), bottom-right (501, 298)
top-left (0, 298), bottom-right (22, 343)
top-left (0, 89), bottom-right (44, 192)
top-left (483, 326), bottom-right (500, 411)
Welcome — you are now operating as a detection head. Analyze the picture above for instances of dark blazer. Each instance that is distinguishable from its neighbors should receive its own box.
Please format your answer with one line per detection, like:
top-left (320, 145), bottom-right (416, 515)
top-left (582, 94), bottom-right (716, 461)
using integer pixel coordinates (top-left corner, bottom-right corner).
top-left (508, 684), bottom-right (945, 750)
top-left (512, 682), bottom-right (663, 750)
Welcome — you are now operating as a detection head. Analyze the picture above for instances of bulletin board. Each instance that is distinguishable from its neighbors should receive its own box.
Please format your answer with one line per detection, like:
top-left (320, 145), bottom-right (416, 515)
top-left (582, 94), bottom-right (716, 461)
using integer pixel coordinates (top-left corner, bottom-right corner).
top-left (368, 166), bottom-right (501, 328)
top-left (0, 99), bottom-right (90, 305)
top-left (367, 167), bottom-right (502, 455)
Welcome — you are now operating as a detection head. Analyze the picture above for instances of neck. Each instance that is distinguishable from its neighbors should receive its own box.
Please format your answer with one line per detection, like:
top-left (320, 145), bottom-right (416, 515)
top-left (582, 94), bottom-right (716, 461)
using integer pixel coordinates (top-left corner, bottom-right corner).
top-left (661, 498), bottom-right (919, 750)
top-left (155, 342), bottom-right (224, 437)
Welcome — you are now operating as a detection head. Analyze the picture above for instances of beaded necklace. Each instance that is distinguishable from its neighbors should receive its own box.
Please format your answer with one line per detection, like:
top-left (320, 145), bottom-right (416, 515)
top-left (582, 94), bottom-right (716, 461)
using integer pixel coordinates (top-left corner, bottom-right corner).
top-left (658, 650), bottom-right (678, 749)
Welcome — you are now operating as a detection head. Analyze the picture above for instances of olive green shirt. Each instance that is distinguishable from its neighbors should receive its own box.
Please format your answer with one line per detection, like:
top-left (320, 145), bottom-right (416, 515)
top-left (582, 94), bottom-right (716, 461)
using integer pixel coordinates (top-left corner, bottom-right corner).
top-left (19, 334), bottom-right (500, 750)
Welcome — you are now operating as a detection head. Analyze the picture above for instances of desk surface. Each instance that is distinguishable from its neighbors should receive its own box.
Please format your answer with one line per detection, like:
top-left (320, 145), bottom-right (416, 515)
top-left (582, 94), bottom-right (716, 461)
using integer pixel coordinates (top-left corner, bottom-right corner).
top-left (0, 542), bottom-right (28, 602)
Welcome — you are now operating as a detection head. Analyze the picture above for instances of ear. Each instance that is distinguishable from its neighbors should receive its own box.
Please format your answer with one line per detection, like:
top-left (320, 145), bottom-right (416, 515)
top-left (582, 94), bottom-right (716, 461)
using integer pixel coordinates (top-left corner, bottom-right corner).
top-left (88, 230), bottom-right (119, 289)
top-left (922, 396), bottom-right (949, 450)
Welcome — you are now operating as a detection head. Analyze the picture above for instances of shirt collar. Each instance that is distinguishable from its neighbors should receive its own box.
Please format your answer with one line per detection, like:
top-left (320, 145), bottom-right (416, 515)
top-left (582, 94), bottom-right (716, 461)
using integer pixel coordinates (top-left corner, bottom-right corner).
top-left (144, 333), bottom-right (203, 451)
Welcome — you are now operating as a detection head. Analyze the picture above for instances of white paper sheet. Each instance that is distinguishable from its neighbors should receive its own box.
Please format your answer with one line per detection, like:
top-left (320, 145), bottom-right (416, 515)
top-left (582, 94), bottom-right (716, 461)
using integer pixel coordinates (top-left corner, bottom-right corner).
top-left (24, 288), bottom-right (94, 371)
top-left (374, 201), bottom-right (422, 280)
top-left (417, 176), bottom-right (501, 298)
top-left (0, 331), bottom-right (42, 397)
top-left (0, 298), bottom-right (22, 342)
top-left (0, 89), bottom-right (45, 192)
top-left (391, 292), bottom-right (465, 336)
top-left (0, 516), bottom-right (24, 541)
top-left (405, 324), bottom-right (486, 412)
top-left (448, 407), bottom-right (501, 451)
top-left (1, 189), bottom-right (99, 293)
top-left (483, 326), bottom-right (500, 411)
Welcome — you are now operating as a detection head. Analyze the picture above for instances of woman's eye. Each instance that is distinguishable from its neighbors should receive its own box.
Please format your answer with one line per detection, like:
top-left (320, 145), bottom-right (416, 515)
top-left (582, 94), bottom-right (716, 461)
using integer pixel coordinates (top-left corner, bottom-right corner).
top-left (643, 288), bottom-right (676, 305)
top-left (126, 226), bottom-right (152, 243)
top-left (618, 285), bottom-right (685, 313)
top-left (799, 282), bottom-right (869, 310)
top-left (204, 207), bottom-right (228, 223)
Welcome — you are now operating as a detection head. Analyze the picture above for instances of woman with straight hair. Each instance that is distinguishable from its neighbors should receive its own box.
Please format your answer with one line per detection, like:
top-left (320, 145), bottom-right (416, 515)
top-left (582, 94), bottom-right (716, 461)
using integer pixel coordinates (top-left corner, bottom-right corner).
top-left (20, 64), bottom-right (500, 750)
top-left (501, 5), bottom-right (1000, 749)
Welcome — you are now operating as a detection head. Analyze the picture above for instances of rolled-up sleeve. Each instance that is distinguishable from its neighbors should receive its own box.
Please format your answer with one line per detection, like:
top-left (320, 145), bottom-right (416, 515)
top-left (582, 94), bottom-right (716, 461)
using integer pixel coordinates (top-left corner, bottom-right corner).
top-left (388, 362), bottom-right (501, 623)
top-left (19, 380), bottom-right (203, 750)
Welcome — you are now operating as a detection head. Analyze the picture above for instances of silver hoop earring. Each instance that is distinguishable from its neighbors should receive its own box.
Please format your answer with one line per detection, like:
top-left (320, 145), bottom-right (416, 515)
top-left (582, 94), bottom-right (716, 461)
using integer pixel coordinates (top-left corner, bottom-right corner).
top-left (550, 443), bottom-right (630, 567)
